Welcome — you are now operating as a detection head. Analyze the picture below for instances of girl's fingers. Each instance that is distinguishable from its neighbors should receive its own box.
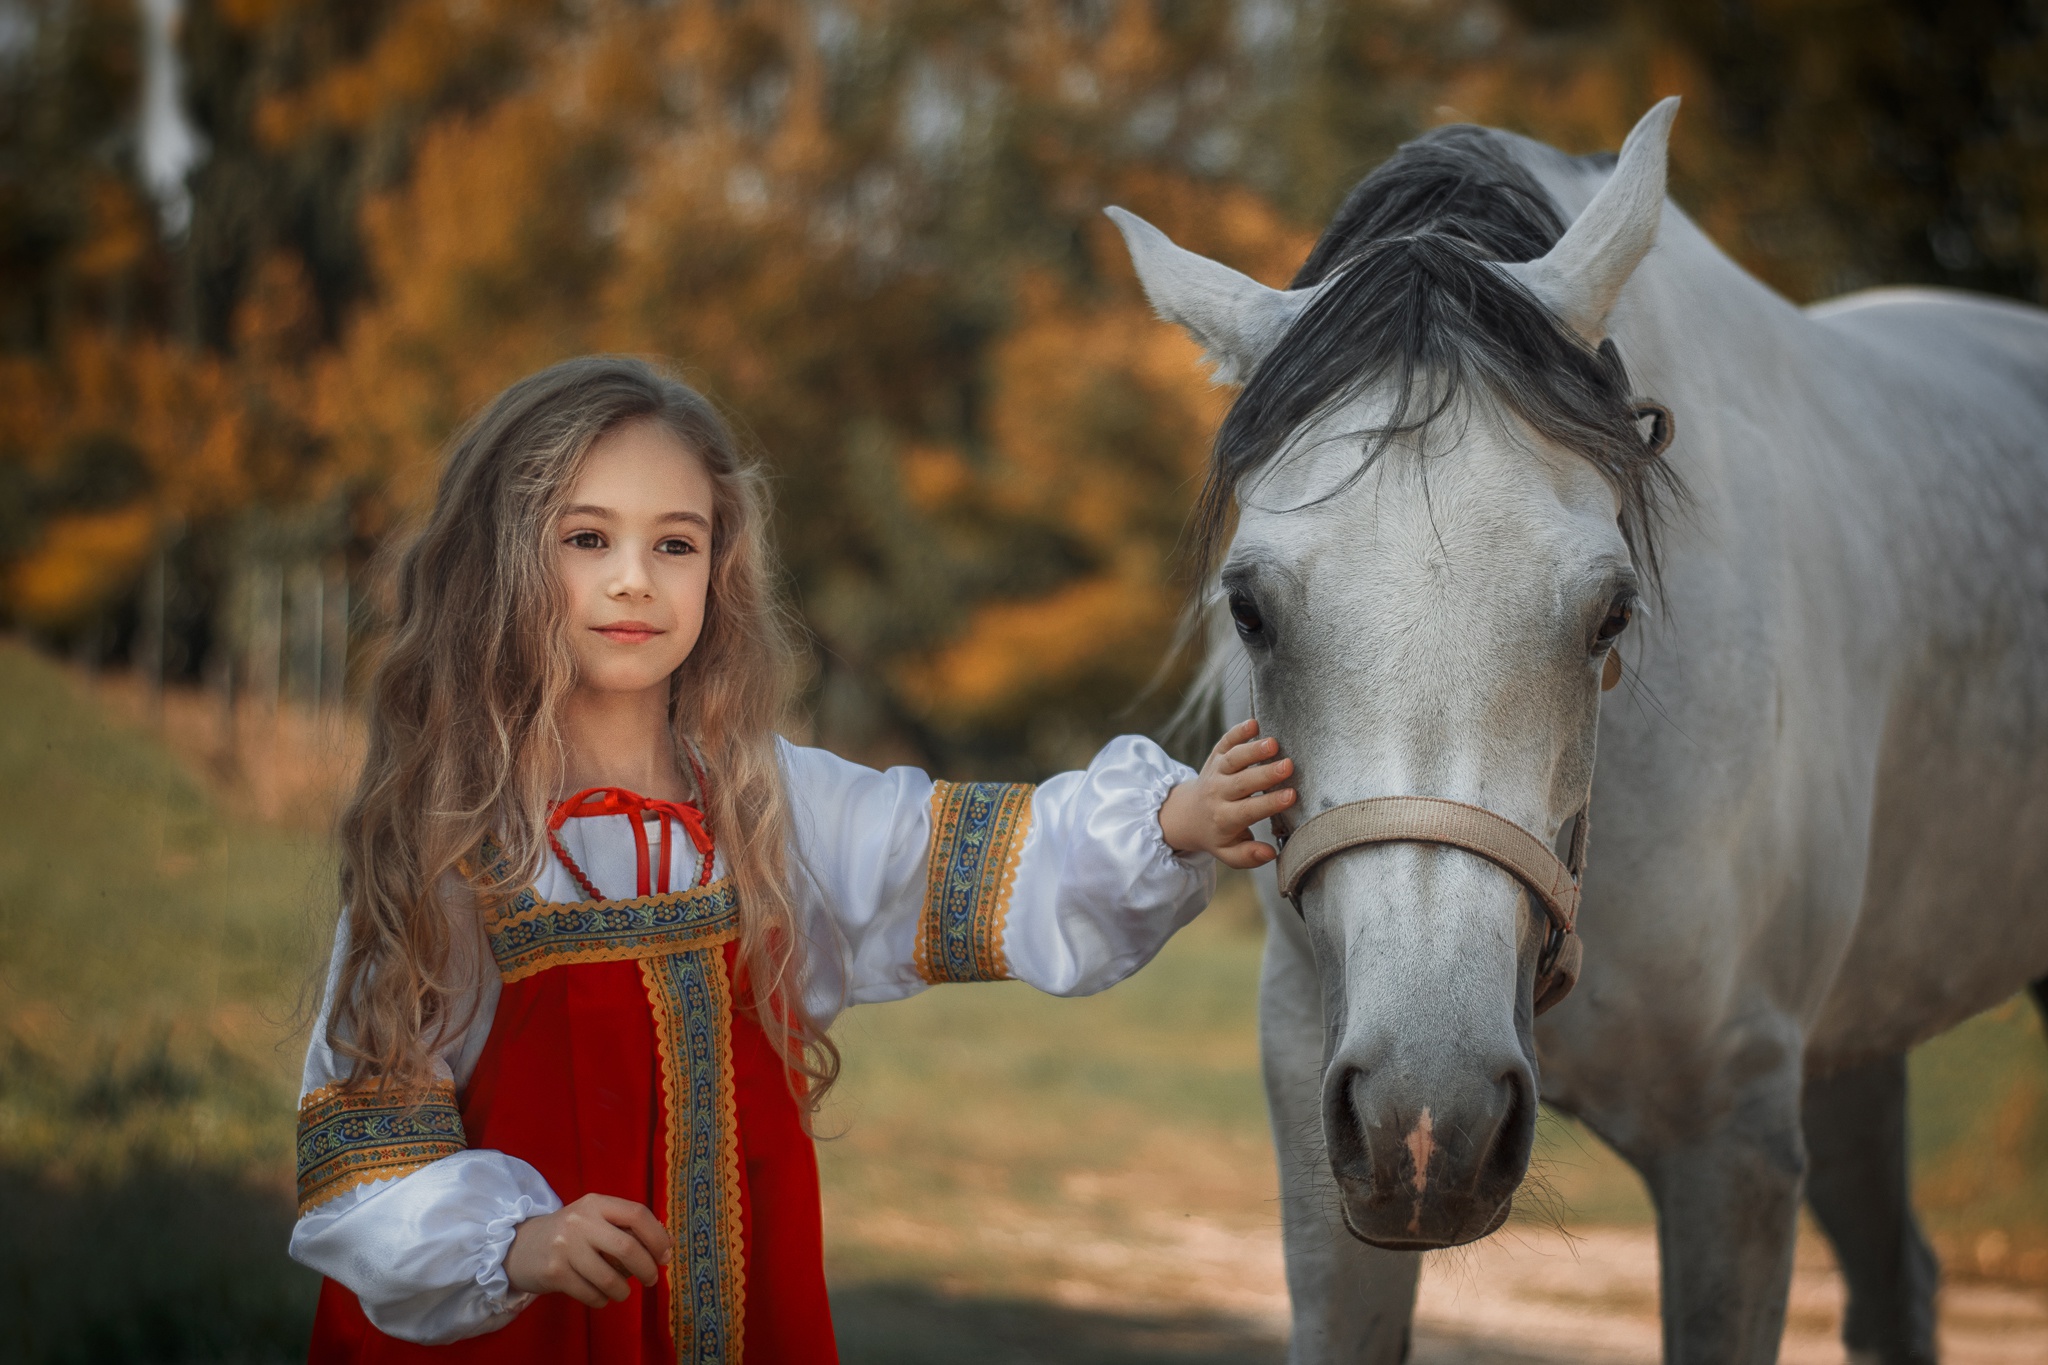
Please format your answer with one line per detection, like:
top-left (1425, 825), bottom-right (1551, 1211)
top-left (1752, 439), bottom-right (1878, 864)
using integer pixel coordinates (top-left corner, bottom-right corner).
top-left (595, 1224), bottom-right (661, 1287)
top-left (1223, 757), bottom-right (1292, 799)
top-left (558, 1267), bottom-right (611, 1309)
top-left (1213, 718), bottom-right (1259, 759)
top-left (1215, 839), bottom-right (1278, 871)
top-left (1223, 787), bottom-right (1296, 831)
top-left (603, 1198), bottom-right (673, 1264)
top-left (1219, 735), bottom-right (1279, 775)
top-left (570, 1246), bottom-right (633, 1303)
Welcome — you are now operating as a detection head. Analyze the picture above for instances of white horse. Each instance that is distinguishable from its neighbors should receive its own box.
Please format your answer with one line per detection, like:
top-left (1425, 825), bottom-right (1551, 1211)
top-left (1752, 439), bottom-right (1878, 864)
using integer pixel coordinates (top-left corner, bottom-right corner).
top-left (1108, 99), bottom-right (2048, 1364)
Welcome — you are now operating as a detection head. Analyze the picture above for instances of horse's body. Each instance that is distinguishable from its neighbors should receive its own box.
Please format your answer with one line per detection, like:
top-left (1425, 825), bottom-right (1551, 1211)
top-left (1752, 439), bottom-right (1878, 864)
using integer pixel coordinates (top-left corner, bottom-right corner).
top-left (1112, 104), bottom-right (2048, 1363)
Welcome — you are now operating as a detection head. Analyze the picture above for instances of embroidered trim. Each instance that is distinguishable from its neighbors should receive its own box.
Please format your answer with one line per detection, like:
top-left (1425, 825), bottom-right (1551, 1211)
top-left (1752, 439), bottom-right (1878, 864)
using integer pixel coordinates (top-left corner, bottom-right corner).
top-left (643, 947), bottom-right (745, 1365)
top-left (467, 837), bottom-right (739, 983)
top-left (915, 781), bottom-right (1033, 983)
top-left (484, 880), bottom-right (741, 983)
top-left (294, 1080), bottom-right (466, 1216)
top-left (464, 832), bottom-right (747, 1361)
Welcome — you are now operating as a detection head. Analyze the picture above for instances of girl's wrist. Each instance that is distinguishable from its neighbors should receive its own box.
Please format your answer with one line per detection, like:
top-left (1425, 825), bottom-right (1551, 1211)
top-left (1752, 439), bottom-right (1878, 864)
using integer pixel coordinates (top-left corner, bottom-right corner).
top-left (1157, 779), bottom-right (1200, 855)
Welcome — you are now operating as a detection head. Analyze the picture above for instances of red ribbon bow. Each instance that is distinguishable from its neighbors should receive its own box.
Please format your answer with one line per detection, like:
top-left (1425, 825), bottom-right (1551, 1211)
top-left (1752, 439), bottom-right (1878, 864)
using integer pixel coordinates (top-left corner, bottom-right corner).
top-left (547, 786), bottom-right (713, 897)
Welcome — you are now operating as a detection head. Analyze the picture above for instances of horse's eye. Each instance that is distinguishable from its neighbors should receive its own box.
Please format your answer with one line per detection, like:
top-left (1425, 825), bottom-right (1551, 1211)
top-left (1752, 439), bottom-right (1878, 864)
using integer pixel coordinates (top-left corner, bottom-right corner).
top-left (1595, 594), bottom-right (1635, 646)
top-left (1228, 590), bottom-right (1265, 639)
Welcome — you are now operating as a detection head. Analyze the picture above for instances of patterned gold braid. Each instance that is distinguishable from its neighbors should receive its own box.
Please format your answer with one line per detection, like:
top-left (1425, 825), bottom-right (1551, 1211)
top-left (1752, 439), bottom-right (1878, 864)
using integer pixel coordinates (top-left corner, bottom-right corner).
top-left (295, 1079), bottom-right (466, 1216)
top-left (468, 834), bottom-right (745, 1363)
top-left (914, 781), bottom-right (1034, 983)
top-left (642, 949), bottom-right (745, 1365)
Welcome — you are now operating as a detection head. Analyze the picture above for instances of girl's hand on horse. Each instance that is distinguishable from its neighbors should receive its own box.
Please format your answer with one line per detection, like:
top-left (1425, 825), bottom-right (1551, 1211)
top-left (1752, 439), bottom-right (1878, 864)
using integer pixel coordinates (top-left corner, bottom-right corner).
top-left (505, 1193), bottom-right (672, 1308)
top-left (1158, 718), bottom-right (1295, 870)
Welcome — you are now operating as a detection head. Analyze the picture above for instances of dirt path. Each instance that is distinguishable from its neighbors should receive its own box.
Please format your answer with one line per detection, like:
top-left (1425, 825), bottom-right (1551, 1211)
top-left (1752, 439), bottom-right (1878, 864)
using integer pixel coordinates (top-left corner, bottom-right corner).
top-left (1412, 1226), bottom-right (2048, 1364)
top-left (833, 1206), bottom-right (2048, 1363)
top-left (818, 917), bottom-right (2048, 1362)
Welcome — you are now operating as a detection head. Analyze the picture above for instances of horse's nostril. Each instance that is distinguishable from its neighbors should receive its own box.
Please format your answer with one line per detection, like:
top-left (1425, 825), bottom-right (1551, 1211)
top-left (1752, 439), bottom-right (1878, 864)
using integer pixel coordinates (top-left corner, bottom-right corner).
top-left (1483, 1064), bottom-right (1538, 1188)
top-left (1320, 1064), bottom-right (1373, 1178)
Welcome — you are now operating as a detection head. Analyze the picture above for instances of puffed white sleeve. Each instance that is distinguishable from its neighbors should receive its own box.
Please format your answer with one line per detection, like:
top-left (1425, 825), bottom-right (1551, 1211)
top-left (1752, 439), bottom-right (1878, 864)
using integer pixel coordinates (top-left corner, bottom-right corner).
top-left (782, 733), bottom-right (1215, 1022)
top-left (286, 905), bottom-right (562, 1344)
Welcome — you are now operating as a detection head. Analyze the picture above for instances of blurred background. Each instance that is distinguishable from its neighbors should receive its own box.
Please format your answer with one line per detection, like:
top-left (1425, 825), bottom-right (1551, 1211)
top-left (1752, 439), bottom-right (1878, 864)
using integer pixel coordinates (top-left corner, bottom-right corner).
top-left (3, 0), bottom-right (2048, 1360)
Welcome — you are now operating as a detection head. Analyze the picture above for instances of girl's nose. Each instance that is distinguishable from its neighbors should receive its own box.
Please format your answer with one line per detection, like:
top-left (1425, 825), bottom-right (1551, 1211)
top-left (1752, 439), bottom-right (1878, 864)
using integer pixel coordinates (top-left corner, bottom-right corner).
top-left (608, 553), bottom-right (655, 598)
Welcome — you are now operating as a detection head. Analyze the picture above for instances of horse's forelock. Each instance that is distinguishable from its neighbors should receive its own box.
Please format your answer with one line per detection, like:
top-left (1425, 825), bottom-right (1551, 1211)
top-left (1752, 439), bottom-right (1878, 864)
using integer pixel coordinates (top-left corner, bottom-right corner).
top-left (1187, 125), bottom-right (1683, 602)
top-left (1294, 125), bottom-right (1567, 286)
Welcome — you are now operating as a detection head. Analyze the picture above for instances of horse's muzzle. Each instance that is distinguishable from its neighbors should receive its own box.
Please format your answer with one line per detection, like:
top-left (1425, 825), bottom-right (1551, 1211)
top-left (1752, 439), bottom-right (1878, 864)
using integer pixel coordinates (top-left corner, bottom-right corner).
top-left (1322, 1056), bottom-right (1536, 1249)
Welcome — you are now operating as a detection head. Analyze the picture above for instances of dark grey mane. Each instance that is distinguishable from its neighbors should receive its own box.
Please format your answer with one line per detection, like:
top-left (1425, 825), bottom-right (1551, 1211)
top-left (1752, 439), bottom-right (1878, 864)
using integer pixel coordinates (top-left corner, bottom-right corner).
top-left (1192, 125), bottom-right (1679, 589)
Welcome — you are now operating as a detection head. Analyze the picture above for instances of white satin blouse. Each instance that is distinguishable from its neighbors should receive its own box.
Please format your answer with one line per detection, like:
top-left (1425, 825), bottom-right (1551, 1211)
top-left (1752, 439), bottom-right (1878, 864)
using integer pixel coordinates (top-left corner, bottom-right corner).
top-left (288, 735), bottom-right (1211, 1343)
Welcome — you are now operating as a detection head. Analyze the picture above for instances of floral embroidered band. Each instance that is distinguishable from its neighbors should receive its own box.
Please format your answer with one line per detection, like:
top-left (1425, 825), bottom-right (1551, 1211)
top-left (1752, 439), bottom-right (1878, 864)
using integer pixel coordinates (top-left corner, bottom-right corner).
top-left (485, 879), bottom-right (740, 983)
top-left (917, 781), bottom-right (1034, 983)
top-left (643, 948), bottom-right (745, 1363)
top-left (470, 831), bottom-right (738, 982)
top-left (468, 833), bottom-right (747, 1361)
top-left (295, 1080), bottom-right (466, 1216)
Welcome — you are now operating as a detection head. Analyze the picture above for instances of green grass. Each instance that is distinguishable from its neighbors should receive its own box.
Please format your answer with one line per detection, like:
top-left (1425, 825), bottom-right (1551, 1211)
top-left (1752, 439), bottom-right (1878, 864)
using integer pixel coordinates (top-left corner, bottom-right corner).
top-left (831, 1284), bottom-right (1286, 1365)
top-left (1511, 1006), bottom-right (2048, 1251)
top-left (817, 886), bottom-right (1275, 1286)
top-left (1, 635), bottom-right (2046, 1362)
top-left (1910, 996), bottom-right (2048, 1275)
top-left (0, 641), bottom-right (332, 1360)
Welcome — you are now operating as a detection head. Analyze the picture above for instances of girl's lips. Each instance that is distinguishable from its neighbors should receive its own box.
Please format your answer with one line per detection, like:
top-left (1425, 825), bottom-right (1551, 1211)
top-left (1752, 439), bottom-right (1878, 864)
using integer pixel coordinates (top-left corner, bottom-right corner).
top-left (594, 623), bottom-right (663, 644)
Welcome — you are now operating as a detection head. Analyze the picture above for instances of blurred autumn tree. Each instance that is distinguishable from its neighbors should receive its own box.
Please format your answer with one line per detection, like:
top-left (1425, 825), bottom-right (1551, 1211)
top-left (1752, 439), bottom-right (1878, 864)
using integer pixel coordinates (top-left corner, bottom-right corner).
top-left (3, 0), bottom-right (2044, 775)
top-left (1440, 0), bottom-right (2048, 302)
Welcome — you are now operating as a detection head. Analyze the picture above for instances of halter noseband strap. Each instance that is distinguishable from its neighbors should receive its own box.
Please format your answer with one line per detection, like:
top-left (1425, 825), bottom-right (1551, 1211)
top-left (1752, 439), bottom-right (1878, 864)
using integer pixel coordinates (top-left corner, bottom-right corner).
top-left (1273, 794), bottom-right (1586, 1015)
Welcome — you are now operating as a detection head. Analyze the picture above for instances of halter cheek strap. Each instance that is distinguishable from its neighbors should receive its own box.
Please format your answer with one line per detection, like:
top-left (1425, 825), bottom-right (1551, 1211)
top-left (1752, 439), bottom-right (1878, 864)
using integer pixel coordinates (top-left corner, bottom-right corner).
top-left (1273, 794), bottom-right (1587, 1015)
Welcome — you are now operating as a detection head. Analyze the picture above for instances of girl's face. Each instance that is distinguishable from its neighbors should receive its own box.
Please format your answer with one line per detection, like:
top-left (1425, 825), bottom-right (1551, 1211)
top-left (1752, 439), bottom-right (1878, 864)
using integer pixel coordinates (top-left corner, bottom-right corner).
top-left (556, 419), bottom-right (716, 697)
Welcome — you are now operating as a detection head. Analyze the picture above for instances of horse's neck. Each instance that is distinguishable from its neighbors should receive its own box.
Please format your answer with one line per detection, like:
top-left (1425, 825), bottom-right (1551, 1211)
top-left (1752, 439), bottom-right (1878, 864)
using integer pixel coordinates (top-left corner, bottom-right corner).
top-left (1516, 143), bottom-right (1911, 640)
top-left (1612, 210), bottom-right (1818, 397)
top-left (1531, 153), bottom-right (1852, 513)
top-left (1513, 140), bottom-right (1824, 413)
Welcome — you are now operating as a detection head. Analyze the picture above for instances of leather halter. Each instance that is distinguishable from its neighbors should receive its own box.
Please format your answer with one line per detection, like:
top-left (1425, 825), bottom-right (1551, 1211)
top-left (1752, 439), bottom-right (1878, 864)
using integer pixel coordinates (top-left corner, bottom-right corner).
top-left (1273, 794), bottom-right (1587, 1015)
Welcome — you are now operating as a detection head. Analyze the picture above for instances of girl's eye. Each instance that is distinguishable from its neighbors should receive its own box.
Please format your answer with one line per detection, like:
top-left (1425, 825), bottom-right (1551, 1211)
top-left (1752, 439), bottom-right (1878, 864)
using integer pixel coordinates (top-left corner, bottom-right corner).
top-left (565, 530), bottom-right (605, 550)
top-left (1595, 594), bottom-right (1635, 647)
top-left (657, 537), bottom-right (697, 556)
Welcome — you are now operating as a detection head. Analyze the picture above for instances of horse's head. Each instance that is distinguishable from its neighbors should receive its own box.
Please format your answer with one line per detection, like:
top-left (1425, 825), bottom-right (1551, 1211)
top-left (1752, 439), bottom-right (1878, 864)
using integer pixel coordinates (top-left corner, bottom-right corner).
top-left (1112, 100), bottom-right (1680, 1249)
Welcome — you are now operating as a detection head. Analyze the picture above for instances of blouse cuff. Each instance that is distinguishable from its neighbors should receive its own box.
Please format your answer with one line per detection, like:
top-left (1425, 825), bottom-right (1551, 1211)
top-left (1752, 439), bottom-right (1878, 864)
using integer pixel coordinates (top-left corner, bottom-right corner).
top-left (289, 1150), bottom-right (560, 1343)
top-left (994, 734), bottom-right (1216, 998)
top-left (474, 1194), bottom-right (547, 1317)
top-left (1137, 752), bottom-right (1205, 872)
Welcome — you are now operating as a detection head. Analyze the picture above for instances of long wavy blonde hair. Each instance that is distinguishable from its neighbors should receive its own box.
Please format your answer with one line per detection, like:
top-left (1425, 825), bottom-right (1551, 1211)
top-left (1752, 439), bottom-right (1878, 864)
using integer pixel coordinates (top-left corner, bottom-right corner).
top-left (329, 355), bottom-right (836, 1112)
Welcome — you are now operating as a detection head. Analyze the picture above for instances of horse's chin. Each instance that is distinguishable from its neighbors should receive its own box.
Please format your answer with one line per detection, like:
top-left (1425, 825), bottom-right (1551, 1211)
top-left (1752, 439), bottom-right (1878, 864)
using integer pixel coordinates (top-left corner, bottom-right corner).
top-left (1339, 1192), bottom-right (1514, 1251)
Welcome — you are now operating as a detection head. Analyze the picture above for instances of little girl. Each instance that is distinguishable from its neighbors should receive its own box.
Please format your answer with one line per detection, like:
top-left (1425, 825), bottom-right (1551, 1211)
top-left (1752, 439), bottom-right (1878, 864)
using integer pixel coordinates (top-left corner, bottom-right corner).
top-left (290, 355), bottom-right (1294, 1364)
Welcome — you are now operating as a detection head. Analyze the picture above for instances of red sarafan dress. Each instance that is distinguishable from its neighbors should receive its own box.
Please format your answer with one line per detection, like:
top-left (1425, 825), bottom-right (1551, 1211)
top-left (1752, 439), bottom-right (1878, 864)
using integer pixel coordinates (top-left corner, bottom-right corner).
top-left (304, 787), bottom-right (838, 1364)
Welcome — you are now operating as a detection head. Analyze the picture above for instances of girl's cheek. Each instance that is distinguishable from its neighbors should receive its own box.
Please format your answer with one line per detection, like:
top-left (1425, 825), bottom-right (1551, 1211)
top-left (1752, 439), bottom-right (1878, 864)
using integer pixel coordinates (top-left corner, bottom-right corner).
top-left (557, 555), bottom-right (598, 613)
top-left (674, 559), bottom-right (712, 604)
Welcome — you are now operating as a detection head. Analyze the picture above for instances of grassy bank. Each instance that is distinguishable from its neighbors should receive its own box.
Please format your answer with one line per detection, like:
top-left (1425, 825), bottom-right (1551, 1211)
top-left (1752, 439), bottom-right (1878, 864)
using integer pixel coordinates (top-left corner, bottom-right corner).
top-left (1, 639), bottom-right (2043, 1360)
top-left (0, 641), bottom-right (329, 1361)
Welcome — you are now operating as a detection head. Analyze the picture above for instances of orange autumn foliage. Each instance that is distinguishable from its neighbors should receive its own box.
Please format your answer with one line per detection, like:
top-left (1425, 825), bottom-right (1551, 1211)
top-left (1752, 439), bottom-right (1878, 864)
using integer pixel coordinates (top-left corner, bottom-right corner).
top-left (8, 0), bottom-right (2047, 771)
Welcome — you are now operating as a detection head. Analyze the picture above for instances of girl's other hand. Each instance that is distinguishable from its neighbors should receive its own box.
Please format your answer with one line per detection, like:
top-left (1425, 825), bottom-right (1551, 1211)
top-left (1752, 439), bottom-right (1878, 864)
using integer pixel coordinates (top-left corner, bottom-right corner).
top-left (505, 1193), bottom-right (672, 1309)
top-left (1158, 718), bottom-right (1296, 870)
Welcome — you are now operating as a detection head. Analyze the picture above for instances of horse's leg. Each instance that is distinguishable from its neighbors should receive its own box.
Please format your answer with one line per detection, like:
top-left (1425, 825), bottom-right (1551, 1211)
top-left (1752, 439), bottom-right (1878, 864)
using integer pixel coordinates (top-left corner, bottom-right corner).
top-left (1259, 878), bottom-right (1420, 1364)
top-left (1627, 1055), bottom-right (1806, 1364)
top-left (1801, 1054), bottom-right (1939, 1365)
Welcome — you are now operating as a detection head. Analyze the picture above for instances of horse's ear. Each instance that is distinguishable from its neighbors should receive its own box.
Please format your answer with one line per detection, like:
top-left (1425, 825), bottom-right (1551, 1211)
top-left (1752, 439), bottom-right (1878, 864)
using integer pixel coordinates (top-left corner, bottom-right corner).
top-left (1503, 97), bottom-right (1680, 345)
top-left (1105, 207), bottom-right (1322, 385)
